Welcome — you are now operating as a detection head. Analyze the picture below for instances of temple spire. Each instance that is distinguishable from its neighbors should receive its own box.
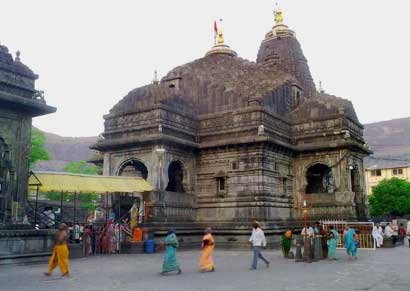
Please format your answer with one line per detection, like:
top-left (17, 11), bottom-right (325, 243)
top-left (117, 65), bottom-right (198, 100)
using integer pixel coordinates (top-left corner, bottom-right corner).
top-left (15, 50), bottom-right (21, 62)
top-left (152, 70), bottom-right (159, 85)
top-left (264, 3), bottom-right (295, 40)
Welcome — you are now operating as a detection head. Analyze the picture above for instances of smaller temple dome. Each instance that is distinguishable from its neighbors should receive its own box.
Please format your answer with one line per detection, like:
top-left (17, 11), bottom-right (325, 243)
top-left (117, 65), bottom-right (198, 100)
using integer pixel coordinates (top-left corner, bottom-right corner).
top-left (205, 27), bottom-right (237, 57)
top-left (0, 44), bottom-right (37, 79)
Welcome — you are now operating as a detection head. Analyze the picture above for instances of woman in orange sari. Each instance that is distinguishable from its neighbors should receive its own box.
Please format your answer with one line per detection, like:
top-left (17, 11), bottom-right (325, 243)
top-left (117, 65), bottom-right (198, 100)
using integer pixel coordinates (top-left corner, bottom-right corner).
top-left (199, 227), bottom-right (215, 272)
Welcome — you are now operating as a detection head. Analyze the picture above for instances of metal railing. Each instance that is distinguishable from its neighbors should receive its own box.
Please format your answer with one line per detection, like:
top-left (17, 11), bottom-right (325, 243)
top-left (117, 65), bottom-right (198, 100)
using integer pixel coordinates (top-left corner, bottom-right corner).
top-left (320, 220), bottom-right (376, 250)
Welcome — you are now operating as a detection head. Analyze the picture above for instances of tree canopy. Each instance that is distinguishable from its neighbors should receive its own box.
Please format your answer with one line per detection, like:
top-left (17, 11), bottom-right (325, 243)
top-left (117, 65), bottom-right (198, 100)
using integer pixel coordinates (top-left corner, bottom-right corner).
top-left (369, 177), bottom-right (410, 217)
top-left (64, 160), bottom-right (99, 175)
top-left (30, 128), bottom-right (50, 167)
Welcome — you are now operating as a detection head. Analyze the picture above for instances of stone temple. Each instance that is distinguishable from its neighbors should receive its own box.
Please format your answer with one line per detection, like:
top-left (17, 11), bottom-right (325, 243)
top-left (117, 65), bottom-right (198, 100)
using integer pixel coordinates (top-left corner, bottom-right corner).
top-left (0, 44), bottom-right (56, 225)
top-left (92, 9), bottom-right (370, 244)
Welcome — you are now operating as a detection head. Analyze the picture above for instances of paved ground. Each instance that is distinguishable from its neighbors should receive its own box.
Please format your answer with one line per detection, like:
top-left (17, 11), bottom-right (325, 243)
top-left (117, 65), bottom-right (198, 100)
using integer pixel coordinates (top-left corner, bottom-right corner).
top-left (1, 246), bottom-right (410, 291)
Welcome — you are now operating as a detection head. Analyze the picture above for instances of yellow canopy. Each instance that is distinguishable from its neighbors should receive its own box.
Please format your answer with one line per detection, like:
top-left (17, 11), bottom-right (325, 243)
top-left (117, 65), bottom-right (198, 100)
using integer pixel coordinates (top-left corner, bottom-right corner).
top-left (29, 171), bottom-right (153, 194)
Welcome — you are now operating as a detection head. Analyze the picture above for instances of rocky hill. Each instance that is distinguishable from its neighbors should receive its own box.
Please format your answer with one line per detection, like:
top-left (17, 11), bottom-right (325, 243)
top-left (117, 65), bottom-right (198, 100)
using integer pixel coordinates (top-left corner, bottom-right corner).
top-left (33, 117), bottom-right (410, 171)
top-left (32, 129), bottom-right (98, 172)
top-left (364, 117), bottom-right (410, 168)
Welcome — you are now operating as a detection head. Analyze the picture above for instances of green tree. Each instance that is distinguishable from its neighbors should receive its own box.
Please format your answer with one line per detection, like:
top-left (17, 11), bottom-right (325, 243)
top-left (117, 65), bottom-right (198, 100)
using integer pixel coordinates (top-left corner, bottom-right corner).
top-left (30, 128), bottom-right (50, 167)
top-left (64, 160), bottom-right (99, 175)
top-left (369, 177), bottom-right (410, 217)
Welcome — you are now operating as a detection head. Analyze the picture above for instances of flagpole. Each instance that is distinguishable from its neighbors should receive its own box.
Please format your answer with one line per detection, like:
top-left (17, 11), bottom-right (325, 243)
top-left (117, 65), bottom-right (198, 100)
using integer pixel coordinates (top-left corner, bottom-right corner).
top-left (213, 20), bottom-right (217, 45)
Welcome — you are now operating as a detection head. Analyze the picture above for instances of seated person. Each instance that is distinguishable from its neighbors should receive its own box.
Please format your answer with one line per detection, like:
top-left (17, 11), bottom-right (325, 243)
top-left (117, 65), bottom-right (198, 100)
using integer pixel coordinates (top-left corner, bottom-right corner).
top-left (399, 224), bottom-right (406, 236)
top-left (384, 223), bottom-right (397, 244)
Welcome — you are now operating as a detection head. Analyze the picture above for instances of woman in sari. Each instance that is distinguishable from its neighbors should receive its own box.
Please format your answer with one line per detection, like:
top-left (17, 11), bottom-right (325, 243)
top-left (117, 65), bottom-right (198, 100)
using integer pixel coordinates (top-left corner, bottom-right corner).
top-left (327, 225), bottom-right (339, 260)
top-left (344, 225), bottom-right (358, 260)
top-left (280, 230), bottom-right (292, 258)
top-left (199, 227), bottom-right (215, 272)
top-left (161, 228), bottom-right (182, 275)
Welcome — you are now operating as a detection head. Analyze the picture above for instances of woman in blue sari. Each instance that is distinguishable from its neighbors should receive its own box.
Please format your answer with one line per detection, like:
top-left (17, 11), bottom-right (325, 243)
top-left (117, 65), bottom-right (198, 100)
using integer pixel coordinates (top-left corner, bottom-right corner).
top-left (344, 225), bottom-right (358, 260)
top-left (161, 228), bottom-right (182, 275)
top-left (327, 225), bottom-right (339, 260)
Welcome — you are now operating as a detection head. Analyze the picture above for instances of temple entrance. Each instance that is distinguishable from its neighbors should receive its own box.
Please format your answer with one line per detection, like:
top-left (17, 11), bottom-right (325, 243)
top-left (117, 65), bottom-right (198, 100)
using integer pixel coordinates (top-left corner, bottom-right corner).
top-left (305, 163), bottom-right (334, 194)
top-left (118, 160), bottom-right (148, 179)
top-left (351, 168), bottom-right (366, 220)
top-left (166, 161), bottom-right (184, 193)
top-left (116, 160), bottom-right (147, 224)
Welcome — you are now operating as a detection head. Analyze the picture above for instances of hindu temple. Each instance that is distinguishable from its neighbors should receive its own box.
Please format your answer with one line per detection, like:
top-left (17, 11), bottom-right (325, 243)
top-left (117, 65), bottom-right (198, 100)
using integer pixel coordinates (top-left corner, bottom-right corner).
top-left (92, 7), bottom-right (370, 244)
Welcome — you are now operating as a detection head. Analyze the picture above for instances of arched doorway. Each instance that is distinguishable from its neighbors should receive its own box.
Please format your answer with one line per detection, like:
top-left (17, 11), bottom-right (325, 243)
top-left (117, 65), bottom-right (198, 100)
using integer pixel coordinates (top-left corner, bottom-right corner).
top-left (166, 161), bottom-right (184, 193)
top-left (115, 159), bottom-right (148, 223)
top-left (118, 159), bottom-right (148, 179)
top-left (305, 163), bottom-right (334, 194)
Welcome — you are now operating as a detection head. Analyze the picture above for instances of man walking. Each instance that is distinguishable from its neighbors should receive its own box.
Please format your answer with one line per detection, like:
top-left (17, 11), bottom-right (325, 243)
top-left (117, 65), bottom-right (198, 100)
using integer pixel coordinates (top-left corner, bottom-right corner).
top-left (249, 221), bottom-right (269, 270)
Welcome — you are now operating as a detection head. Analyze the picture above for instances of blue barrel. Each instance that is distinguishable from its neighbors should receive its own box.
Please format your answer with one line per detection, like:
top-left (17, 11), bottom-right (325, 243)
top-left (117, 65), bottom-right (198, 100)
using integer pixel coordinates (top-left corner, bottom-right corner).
top-left (144, 239), bottom-right (155, 254)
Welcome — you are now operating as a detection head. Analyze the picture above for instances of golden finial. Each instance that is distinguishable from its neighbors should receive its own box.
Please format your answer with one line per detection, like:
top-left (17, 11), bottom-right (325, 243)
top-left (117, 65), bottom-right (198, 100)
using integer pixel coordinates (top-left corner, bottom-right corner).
top-left (274, 3), bottom-right (284, 25)
top-left (217, 30), bottom-right (224, 45)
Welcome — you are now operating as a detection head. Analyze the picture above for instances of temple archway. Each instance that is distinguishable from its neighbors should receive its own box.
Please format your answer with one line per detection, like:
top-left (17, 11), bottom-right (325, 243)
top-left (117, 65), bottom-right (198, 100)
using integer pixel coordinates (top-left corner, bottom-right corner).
top-left (305, 163), bottom-right (334, 194)
top-left (166, 161), bottom-right (184, 193)
top-left (117, 159), bottom-right (148, 180)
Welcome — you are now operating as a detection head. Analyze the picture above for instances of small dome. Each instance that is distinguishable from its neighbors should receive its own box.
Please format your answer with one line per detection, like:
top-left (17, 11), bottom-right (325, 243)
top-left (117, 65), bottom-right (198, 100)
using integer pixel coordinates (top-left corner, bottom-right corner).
top-left (0, 45), bottom-right (37, 79)
top-left (205, 43), bottom-right (237, 58)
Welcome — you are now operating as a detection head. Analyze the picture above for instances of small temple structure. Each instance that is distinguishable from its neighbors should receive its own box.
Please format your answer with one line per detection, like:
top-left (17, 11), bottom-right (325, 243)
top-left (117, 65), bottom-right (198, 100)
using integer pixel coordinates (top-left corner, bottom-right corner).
top-left (0, 44), bottom-right (56, 225)
top-left (92, 6), bottom-right (370, 243)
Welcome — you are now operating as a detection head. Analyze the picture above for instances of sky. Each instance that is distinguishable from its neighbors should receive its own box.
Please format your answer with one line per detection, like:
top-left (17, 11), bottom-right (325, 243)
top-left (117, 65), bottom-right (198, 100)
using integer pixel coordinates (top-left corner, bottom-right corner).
top-left (1, 0), bottom-right (409, 137)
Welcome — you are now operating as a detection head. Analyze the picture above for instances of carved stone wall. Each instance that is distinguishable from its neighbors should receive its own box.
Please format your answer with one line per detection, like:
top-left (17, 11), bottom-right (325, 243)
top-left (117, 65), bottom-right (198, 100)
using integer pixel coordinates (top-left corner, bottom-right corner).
top-left (0, 107), bottom-right (32, 223)
top-left (0, 44), bottom-right (55, 225)
top-left (196, 144), bottom-right (293, 222)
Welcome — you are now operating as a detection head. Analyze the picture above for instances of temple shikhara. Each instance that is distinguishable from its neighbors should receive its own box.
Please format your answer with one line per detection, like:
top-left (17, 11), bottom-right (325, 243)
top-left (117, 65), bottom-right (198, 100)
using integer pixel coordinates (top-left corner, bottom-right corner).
top-left (92, 7), bottom-right (370, 243)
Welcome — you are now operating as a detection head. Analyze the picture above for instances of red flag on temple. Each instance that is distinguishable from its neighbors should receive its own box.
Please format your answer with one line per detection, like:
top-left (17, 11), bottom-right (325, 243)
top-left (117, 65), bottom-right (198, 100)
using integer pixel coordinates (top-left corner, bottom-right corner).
top-left (214, 20), bottom-right (218, 34)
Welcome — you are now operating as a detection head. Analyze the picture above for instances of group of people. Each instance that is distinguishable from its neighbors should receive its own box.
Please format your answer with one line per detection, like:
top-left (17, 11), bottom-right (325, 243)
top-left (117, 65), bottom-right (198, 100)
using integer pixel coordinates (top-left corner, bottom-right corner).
top-left (372, 221), bottom-right (410, 247)
top-left (47, 220), bottom-right (399, 277)
top-left (161, 221), bottom-right (276, 275)
top-left (300, 222), bottom-right (358, 260)
top-left (83, 220), bottom-right (124, 256)
top-left (161, 227), bottom-right (216, 275)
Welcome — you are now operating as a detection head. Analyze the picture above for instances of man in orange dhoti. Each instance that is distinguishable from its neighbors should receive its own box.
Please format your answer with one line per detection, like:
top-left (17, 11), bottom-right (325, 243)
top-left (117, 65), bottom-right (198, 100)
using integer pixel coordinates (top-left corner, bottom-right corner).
top-left (45, 223), bottom-right (70, 277)
top-left (199, 227), bottom-right (215, 272)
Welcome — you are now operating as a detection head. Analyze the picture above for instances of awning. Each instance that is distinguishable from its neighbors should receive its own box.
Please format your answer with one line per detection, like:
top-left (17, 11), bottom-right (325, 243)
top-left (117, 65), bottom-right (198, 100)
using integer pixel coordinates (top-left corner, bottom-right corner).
top-left (29, 171), bottom-right (153, 194)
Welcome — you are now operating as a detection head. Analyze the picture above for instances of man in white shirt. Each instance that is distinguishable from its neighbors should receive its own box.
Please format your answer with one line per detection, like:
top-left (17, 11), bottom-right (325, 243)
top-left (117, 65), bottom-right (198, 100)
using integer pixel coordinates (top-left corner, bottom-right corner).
top-left (301, 225), bottom-right (315, 238)
top-left (74, 223), bottom-right (81, 243)
top-left (301, 224), bottom-right (315, 261)
top-left (249, 221), bottom-right (269, 270)
top-left (372, 224), bottom-right (383, 248)
top-left (385, 223), bottom-right (397, 244)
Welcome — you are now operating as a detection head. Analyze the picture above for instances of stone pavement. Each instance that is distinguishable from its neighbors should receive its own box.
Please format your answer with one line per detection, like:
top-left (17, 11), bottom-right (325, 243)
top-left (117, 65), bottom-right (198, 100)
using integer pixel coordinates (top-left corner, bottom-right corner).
top-left (1, 246), bottom-right (410, 291)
